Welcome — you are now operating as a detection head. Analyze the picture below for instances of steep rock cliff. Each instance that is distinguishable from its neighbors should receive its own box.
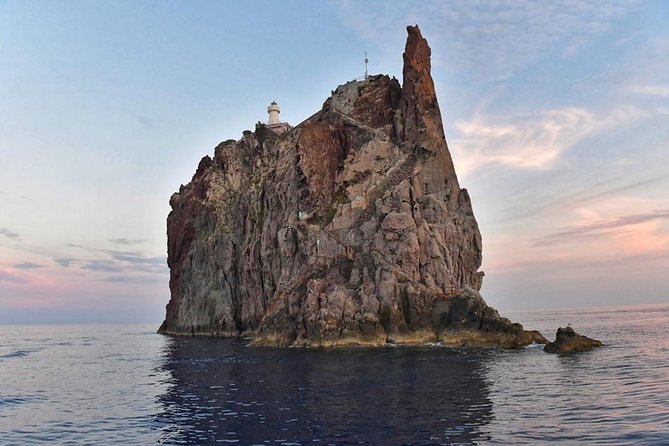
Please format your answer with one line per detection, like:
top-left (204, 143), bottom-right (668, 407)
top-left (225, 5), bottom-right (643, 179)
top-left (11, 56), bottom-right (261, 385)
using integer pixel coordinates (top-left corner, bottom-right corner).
top-left (159, 26), bottom-right (546, 348)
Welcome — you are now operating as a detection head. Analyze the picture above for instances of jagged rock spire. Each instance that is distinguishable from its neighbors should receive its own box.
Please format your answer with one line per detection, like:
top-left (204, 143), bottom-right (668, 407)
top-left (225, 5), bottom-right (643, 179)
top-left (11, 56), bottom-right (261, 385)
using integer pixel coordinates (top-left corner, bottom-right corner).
top-left (399, 25), bottom-right (461, 204)
top-left (400, 25), bottom-right (444, 149)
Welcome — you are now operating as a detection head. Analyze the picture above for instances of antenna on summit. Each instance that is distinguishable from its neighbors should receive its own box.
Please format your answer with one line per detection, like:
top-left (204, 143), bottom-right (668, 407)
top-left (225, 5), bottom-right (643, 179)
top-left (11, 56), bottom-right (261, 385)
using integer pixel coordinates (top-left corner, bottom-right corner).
top-left (364, 50), bottom-right (369, 80)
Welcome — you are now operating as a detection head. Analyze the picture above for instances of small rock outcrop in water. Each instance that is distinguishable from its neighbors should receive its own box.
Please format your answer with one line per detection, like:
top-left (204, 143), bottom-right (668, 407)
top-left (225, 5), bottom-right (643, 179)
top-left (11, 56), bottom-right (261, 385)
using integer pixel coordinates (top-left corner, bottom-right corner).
top-left (158, 25), bottom-right (547, 348)
top-left (544, 327), bottom-right (603, 353)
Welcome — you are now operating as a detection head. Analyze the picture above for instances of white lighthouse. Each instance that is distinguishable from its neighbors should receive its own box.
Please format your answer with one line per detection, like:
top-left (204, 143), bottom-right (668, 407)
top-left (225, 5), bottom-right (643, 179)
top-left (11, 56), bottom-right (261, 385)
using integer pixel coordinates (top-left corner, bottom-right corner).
top-left (265, 101), bottom-right (292, 135)
top-left (267, 101), bottom-right (281, 124)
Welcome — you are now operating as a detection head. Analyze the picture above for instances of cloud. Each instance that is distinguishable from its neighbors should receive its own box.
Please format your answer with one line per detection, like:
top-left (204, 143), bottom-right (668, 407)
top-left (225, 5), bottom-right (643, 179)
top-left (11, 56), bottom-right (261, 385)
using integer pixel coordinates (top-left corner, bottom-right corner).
top-left (490, 248), bottom-right (669, 273)
top-left (0, 191), bottom-right (30, 203)
top-left (112, 254), bottom-right (165, 270)
top-left (630, 85), bottom-right (669, 97)
top-left (0, 269), bottom-right (29, 285)
top-left (12, 262), bottom-right (43, 269)
top-left (102, 249), bottom-right (166, 274)
top-left (0, 228), bottom-right (20, 241)
top-left (101, 274), bottom-right (167, 284)
top-left (135, 114), bottom-right (157, 129)
top-left (333, 0), bottom-right (640, 81)
top-left (453, 108), bottom-right (592, 174)
top-left (484, 247), bottom-right (669, 298)
top-left (577, 37), bottom-right (669, 97)
top-left (451, 105), bottom-right (655, 176)
top-left (81, 260), bottom-right (124, 273)
top-left (108, 252), bottom-right (163, 265)
top-left (56, 246), bottom-right (167, 276)
top-left (566, 176), bottom-right (669, 207)
top-left (533, 210), bottom-right (669, 247)
top-left (499, 173), bottom-right (669, 223)
top-left (108, 238), bottom-right (145, 246)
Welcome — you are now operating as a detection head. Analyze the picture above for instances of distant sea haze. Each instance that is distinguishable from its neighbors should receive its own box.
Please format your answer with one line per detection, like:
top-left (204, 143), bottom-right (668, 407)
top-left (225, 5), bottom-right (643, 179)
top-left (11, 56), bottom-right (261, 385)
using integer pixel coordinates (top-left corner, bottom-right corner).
top-left (1, 303), bottom-right (667, 445)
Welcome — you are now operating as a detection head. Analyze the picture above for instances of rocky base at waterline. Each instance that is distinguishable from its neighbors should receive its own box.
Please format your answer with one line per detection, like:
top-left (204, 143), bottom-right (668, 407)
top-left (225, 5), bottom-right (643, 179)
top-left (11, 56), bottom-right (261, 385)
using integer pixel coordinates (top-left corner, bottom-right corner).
top-left (544, 327), bottom-right (603, 353)
top-left (158, 25), bottom-right (547, 348)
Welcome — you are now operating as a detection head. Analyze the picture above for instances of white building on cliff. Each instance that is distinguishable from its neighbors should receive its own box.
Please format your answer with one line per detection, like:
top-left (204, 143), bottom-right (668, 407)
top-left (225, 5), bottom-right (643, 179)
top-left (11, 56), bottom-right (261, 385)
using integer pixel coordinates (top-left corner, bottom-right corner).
top-left (266, 101), bottom-right (292, 134)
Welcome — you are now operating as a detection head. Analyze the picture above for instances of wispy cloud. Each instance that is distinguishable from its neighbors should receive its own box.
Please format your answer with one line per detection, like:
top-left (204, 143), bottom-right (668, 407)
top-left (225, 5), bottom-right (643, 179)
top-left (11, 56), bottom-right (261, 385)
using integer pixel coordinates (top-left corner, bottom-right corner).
top-left (451, 105), bottom-right (656, 176)
top-left (82, 260), bottom-right (124, 273)
top-left (534, 209), bottom-right (669, 247)
top-left (499, 173), bottom-right (669, 223)
top-left (630, 85), bottom-right (669, 97)
top-left (135, 114), bottom-right (157, 129)
top-left (54, 258), bottom-right (74, 267)
top-left (0, 269), bottom-right (29, 285)
top-left (108, 238), bottom-right (145, 246)
top-left (51, 245), bottom-right (166, 276)
top-left (0, 228), bottom-right (20, 241)
top-left (453, 107), bottom-right (593, 174)
top-left (104, 249), bottom-right (166, 274)
top-left (575, 37), bottom-right (669, 100)
top-left (101, 274), bottom-right (166, 284)
top-left (0, 191), bottom-right (30, 203)
top-left (333, 0), bottom-right (640, 81)
top-left (487, 247), bottom-right (669, 275)
top-left (12, 261), bottom-right (44, 269)
top-left (107, 251), bottom-right (163, 264)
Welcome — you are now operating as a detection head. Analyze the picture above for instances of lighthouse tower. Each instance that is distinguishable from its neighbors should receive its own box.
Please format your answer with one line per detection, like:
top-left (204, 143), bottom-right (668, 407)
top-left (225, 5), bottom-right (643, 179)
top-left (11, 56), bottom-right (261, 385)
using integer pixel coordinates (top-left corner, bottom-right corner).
top-left (265, 101), bottom-right (292, 135)
top-left (267, 101), bottom-right (281, 124)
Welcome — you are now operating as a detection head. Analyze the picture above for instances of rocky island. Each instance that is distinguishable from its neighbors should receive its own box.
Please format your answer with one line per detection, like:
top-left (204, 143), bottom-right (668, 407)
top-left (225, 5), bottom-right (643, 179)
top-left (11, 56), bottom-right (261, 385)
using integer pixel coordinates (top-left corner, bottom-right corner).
top-left (158, 26), bottom-right (548, 348)
top-left (544, 326), bottom-right (603, 353)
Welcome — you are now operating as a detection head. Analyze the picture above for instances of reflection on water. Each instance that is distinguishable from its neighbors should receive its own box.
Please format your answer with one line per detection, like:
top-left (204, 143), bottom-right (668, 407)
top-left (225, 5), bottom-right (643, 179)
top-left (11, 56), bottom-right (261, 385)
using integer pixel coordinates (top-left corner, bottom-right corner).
top-left (154, 337), bottom-right (494, 445)
top-left (1, 305), bottom-right (667, 445)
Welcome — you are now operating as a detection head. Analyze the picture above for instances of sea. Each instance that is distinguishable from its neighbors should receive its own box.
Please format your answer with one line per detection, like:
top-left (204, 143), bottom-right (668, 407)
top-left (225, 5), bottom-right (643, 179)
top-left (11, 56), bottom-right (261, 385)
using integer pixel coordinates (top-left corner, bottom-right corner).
top-left (1, 304), bottom-right (667, 445)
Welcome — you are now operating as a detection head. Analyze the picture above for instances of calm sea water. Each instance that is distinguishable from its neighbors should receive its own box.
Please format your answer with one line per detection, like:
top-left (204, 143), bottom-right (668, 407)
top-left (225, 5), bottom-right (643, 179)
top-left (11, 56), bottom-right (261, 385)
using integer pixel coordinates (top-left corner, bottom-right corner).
top-left (1, 304), bottom-right (668, 445)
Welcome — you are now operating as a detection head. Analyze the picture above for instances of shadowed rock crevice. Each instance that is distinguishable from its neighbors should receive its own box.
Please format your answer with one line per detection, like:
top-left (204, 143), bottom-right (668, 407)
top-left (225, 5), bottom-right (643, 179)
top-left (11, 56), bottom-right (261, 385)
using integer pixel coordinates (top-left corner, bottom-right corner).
top-left (159, 25), bottom-right (545, 348)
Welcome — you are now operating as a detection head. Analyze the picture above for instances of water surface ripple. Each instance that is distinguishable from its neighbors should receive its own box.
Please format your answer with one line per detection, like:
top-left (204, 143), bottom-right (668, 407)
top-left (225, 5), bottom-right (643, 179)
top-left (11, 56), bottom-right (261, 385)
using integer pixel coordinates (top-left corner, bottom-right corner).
top-left (0, 304), bottom-right (667, 445)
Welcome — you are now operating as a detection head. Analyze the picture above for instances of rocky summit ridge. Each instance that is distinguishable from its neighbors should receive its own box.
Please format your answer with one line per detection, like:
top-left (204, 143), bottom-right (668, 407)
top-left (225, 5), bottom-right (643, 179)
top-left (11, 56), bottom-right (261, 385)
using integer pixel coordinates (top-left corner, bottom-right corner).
top-left (158, 26), bottom-right (547, 348)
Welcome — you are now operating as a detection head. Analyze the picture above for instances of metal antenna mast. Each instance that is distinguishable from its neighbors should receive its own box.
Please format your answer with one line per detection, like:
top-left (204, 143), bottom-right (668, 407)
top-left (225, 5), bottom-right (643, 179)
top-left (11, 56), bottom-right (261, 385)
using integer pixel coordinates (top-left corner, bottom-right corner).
top-left (364, 50), bottom-right (369, 80)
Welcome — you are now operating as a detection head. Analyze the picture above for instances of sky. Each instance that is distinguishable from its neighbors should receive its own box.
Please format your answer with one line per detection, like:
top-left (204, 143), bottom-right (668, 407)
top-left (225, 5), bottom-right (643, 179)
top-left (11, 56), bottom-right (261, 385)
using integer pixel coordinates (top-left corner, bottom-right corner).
top-left (1, 0), bottom-right (668, 324)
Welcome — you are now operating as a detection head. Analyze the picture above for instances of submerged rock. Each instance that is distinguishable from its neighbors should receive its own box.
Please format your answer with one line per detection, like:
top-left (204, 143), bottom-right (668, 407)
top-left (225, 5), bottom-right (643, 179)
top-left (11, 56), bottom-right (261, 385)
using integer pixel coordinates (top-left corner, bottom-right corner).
top-left (544, 326), bottom-right (603, 353)
top-left (158, 25), bottom-right (545, 348)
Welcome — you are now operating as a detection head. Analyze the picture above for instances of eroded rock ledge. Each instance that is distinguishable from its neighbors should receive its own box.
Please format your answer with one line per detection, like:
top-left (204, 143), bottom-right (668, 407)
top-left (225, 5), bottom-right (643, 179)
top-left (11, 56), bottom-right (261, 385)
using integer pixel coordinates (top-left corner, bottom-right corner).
top-left (158, 25), bottom-right (547, 348)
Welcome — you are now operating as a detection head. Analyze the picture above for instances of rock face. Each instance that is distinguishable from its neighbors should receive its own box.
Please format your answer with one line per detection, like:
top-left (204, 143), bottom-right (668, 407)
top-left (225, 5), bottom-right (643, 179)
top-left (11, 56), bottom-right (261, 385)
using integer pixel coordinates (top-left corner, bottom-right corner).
top-left (158, 25), bottom-right (547, 348)
top-left (544, 327), bottom-right (603, 353)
